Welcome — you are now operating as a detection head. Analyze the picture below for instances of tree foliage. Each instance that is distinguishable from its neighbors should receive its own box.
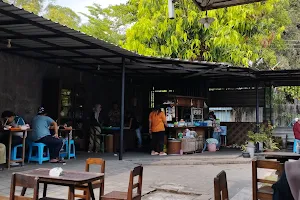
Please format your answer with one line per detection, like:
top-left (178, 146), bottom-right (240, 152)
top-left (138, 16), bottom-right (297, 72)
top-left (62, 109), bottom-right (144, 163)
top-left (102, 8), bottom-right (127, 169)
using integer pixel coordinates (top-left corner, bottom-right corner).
top-left (44, 4), bottom-right (81, 30)
top-left (3, 0), bottom-right (47, 14)
top-left (80, 3), bottom-right (137, 44)
top-left (122, 0), bottom-right (290, 68)
top-left (4, 0), bottom-right (80, 30)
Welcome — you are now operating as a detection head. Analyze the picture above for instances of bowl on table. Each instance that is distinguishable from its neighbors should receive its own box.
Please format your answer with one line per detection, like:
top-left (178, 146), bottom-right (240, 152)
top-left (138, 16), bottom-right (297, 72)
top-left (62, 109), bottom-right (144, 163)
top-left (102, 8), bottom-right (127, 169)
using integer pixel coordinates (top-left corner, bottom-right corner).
top-left (21, 125), bottom-right (28, 130)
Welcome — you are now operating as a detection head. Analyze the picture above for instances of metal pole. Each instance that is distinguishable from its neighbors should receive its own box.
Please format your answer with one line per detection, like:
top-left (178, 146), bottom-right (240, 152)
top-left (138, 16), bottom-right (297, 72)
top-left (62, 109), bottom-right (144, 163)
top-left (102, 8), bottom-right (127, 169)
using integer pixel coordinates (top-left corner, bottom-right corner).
top-left (256, 83), bottom-right (259, 133)
top-left (269, 85), bottom-right (272, 125)
top-left (119, 57), bottom-right (125, 160)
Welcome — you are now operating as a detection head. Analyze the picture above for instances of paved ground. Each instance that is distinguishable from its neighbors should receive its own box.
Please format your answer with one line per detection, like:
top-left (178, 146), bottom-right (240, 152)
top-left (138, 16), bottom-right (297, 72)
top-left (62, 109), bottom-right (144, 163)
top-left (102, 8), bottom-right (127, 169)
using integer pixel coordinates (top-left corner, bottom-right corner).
top-left (0, 151), bottom-right (273, 199)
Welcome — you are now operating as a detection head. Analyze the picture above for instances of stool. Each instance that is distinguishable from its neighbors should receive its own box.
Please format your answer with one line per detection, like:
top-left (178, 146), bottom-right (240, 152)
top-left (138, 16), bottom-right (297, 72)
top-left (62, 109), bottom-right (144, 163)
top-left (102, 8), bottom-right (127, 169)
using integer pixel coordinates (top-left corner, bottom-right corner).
top-left (106, 134), bottom-right (114, 153)
top-left (28, 143), bottom-right (50, 164)
top-left (167, 139), bottom-right (181, 155)
top-left (11, 144), bottom-right (23, 161)
top-left (293, 139), bottom-right (300, 153)
top-left (59, 140), bottom-right (68, 159)
top-left (100, 134), bottom-right (106, 153)
top-left (69, 140), bottom-right (76, 159)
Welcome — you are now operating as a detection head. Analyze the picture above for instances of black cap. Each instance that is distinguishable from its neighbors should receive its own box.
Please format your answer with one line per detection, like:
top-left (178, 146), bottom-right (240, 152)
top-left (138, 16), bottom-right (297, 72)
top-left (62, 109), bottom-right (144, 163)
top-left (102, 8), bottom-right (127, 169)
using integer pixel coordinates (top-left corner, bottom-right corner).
top-left (38, 107), bottom-right (46, 115)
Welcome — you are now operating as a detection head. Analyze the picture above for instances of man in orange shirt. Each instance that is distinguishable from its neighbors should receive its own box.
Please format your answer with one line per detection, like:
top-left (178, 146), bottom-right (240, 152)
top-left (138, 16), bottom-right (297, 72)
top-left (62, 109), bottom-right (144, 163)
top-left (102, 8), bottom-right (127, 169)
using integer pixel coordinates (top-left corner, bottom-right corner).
top-left (149, 106), bottom-right (167, 156)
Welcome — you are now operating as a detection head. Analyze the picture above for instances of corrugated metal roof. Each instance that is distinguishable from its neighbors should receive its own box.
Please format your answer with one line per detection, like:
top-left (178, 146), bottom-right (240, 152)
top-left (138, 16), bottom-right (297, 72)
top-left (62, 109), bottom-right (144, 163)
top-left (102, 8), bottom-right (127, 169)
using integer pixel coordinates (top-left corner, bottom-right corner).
top-left (193, 0), bottom-right (264, 10)
top-left (0, 0), bottom-right (299, 87)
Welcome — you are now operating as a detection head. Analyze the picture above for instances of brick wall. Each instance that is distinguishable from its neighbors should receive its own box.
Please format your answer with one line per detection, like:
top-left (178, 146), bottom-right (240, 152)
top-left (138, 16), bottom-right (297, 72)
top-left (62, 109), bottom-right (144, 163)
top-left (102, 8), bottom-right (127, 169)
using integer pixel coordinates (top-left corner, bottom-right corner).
top-left (0, 52), bottom-right (124, 124)
top-left (0, 52), bottom-right (55, 122)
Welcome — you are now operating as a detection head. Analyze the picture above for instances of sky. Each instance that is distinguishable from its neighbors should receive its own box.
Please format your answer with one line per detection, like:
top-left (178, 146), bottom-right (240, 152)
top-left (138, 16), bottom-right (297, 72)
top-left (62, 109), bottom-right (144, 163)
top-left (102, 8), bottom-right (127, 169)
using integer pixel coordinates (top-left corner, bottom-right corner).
top-left (55, 0), bottom-right (128, 22)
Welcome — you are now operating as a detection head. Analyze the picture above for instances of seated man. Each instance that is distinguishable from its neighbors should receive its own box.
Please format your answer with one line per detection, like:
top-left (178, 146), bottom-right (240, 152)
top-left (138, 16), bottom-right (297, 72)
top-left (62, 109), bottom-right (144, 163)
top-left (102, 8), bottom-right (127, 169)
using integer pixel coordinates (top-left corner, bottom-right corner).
top-left (30, 107), bottom-right (64, 163)
top-left (1, 111), bottom-right (26, 147)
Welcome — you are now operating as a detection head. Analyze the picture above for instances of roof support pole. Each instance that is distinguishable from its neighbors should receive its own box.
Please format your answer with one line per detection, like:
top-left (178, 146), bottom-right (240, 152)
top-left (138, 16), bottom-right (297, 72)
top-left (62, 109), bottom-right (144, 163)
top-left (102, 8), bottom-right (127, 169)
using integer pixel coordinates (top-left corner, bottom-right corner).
top-left (255, 83), bottom-right (260, 133)
top-left (269, 85), bottom-right (273, 125)
top-left (119, 57), bottom-right (126, 160)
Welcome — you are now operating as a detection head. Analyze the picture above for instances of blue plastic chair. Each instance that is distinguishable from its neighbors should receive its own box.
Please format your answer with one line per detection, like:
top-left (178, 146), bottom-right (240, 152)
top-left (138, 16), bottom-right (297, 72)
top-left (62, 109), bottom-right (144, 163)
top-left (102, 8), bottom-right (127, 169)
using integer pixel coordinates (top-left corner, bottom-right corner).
top-left (220, 126), bottom-right (227, 146)
top-left (69, 140), bottom-right (76, 159)
top-left (11, 144), bottom-right (23, 161)
top-left (293, 139), bottom-right (300, 153)
top-left (60, 140), bottom-right (76, 159)
top-left (28, 142), bottom-right (50, 164)
top-left (59, 140), bottom-right (68, 159)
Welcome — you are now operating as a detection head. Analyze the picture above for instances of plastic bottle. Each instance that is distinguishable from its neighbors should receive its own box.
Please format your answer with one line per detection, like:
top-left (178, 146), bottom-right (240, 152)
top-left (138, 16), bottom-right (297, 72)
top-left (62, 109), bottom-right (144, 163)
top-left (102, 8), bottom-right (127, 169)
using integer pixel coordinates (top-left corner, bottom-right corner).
top-left (180, 149), bottom-right (183, 155)
top-left (178, 132), bottom-right (183, 139)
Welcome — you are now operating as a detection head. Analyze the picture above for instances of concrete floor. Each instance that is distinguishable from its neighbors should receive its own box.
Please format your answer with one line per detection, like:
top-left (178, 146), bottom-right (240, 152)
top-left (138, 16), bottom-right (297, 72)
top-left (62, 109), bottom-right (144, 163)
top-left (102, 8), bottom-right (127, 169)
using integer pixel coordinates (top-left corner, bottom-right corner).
top-left (0, 150), bottom-right (271, 200)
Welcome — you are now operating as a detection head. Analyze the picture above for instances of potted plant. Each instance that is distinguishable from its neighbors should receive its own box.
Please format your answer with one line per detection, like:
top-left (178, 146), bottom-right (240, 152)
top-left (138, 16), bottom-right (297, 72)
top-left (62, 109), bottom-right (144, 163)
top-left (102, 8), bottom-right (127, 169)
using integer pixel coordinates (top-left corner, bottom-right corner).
top-left (246, 131), bottom-right (267, 156)
top-left (264, 138), bottom-right (280, 152)
top-left (241, 144), bottom-right (250, 158)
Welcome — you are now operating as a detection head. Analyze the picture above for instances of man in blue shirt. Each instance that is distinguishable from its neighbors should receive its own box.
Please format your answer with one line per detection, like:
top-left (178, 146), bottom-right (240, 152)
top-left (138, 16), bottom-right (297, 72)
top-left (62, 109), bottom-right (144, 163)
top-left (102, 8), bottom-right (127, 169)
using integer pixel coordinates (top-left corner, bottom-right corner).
top-left (30, 107), bottom-right (64, 163)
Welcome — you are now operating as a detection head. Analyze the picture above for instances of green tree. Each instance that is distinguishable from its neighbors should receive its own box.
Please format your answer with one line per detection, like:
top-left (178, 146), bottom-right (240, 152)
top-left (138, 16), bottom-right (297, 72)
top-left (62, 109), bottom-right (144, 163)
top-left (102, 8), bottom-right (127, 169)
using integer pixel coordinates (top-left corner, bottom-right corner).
top-left (274, 0), bottom-right (300, 100)
top-left (80, 2), bottom-right (137, 44)
top-left (4, 0), bottom-right (48, 14)
top-left (44, 4), bottom-right (81, 30)
top-left (122, 0), bottom-right (290, 68)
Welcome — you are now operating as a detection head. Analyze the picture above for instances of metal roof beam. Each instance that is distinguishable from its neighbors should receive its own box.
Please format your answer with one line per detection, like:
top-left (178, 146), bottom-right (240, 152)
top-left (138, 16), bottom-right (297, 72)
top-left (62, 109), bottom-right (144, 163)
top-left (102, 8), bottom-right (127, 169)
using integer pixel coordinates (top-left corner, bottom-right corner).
top-left (0, 39), bottom-right (114, 73)
top-left (0, 26), bottom-right (141, 74)
top-left (0, 6), bottom-right (126, 57)
top-left (39, 55), bottom-right (121, 59)
top-left (193, 0), bottom-right (264, 11)
top-left (0, 34), bottom-right (63, 40)
top-left (0, 46), bottom-right (98, 51)
top-left (0, 19), bottom-right (26, 25)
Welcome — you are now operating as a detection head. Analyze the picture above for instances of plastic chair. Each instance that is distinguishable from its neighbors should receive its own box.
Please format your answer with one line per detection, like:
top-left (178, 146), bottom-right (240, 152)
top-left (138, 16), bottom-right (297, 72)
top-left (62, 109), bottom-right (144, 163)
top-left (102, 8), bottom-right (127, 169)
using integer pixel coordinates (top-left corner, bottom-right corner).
top-left (69, 139), bottom-right (76, 159)
top-left (293, 139), bottom-right (300, 153)
top-left (28, 143), bottom-right (50, 164)
top-left (220, 126), bottom-right (227, 146)
top-left (11, 144), bottom-right (23, 161)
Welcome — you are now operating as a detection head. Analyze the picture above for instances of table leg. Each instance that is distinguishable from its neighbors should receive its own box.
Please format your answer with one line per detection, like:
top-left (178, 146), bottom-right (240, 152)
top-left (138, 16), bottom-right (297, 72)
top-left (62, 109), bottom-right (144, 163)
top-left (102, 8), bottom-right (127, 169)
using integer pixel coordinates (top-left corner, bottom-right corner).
top-left (21, 131), bottom-right (26, 166)
top-left (68, 132), bottom-right (71, 160)
top-left (69, 185), bottom-right (75, 200)
top-left (21, 187), bottom-right (27, 196)
top-left (113, 133), bottom-right (117, 153)
top-left (88, 182), bottom-right (95, 200)
top-left (8, 132), bottom-right (12, 169)
top-left (277, 158), bottom-right (288, 163)
top-left (43, 183), bottom-right (47, 197)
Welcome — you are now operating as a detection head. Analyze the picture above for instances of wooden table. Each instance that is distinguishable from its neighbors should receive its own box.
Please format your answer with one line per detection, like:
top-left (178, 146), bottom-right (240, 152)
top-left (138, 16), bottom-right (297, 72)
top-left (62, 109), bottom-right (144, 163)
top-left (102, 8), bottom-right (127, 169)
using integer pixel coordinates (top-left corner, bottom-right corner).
top-left (256, 151), bottom-right (300, 163)
top-left (20, 168), bottom-right (104, 200)
top-left (5, 129), bottom-right (30, 169)
top-left (168, 126), bottom-right (209, 139)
